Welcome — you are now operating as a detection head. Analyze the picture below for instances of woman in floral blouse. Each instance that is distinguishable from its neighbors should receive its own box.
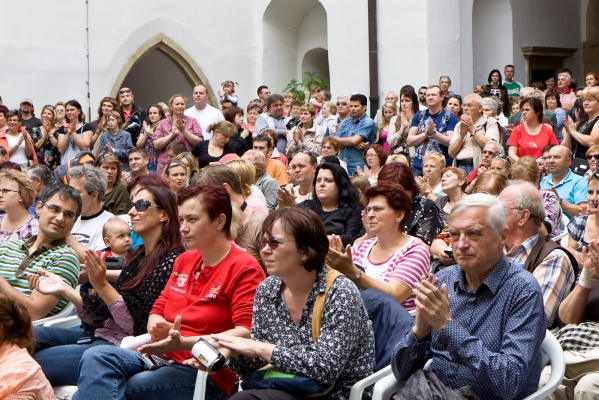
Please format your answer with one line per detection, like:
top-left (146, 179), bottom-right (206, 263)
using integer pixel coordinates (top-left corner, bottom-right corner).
top-left (209, 208), bottom-right (375, 400)
top-left (29, 105), bottom-right (61, 171)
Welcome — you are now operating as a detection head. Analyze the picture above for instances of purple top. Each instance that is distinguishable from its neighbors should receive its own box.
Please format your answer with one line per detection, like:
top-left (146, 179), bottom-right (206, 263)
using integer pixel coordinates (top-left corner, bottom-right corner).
top-left (76, 296), bottom-right (133, 346)
top-left (154, 116), bottom-right (202, 174)
top-left (541, 189), bottom-right (563, 239)
top-left (380, 129), bottom-right (390, 153)
top-left (0, 214), bottom-right (38, 245)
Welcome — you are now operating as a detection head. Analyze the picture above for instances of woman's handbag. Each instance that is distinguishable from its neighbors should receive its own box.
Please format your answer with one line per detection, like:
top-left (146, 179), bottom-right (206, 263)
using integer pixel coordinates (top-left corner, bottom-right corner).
top-left (240, 270), bottom-right (342, 397)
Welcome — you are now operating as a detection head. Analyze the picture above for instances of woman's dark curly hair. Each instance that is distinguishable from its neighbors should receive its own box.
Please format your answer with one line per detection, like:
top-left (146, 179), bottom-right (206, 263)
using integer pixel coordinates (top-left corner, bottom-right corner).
top-left (362, 144), bottom-right (388, 168)
top-left (311, 163), bottom-right (361, 217)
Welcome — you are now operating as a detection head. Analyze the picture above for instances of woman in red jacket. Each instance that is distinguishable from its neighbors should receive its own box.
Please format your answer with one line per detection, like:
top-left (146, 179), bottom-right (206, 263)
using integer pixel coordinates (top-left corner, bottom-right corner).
top-left (73, 183), bottom-right (266, 400)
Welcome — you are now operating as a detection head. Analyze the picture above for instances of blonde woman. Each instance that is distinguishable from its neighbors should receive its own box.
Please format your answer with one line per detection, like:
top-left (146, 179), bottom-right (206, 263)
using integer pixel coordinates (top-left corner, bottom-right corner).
top-left (223, 158), bottom-right (269, 214)
top-left (285, 104), bottom-right (325, 159)
top-left (376, 103), bottom-right (397, 152)
top-left (173, 152), bottom-right (200, 184)
top-left (417, 152), bottom-right (445, 200)
top-left (162, 160), bottom-right (189, 194)
top-left (191, 120), bottom-right (238, 168)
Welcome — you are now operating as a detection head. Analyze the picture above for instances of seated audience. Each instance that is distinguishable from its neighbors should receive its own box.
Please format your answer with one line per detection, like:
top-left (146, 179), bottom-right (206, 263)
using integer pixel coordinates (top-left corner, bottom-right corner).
top-left (511, 156), bottom-right (562, 238)
top-left (277, 151), bottom-right (317, 208)
top-left (376, 162), bottom-right (444, 245)
top-left (350, 174), bottom-right (370, 207)
top-left (318, 136), bottom-right (348, 172)
top-left (0, 185), bottom-right (80, 320)
top-left (0, 294), bottom-right (54, 399)
top-left (253, 134), bottom-right (288, 186)
top-left (213, 208), bottom-right (374, 400)
top-left (562, 86), bottom-right (599, 162)
top-left (243, 150), bottom-right (279, 211)
top-left (471, 169), bottom-right (509, 195)
top-left (30, 185), bottom-right (184, 386)
top-left (541, 145), bottom-right (588, 218)
top-left (417, 152), bottom-right (445, 200)
top-left (192, 121), bottom-right (238, 168)
top-left (392, 194), bottom-right (546, 400)
top-left (327, 181), bottom-right (431, 310)
top-left (67, 164), bottom-right (115, 259)
top-left (358, 144), bottom-right (387, 185)
top-left (223, 158), bottom-right (268, 214)
top-left (500, 181), bottom-right (576, 327)
top-left (0, 169), bottom-right (38, 244)
top-left (297, 163), bottom-right (364, 246)
top-left (173, 151), bottom-right (200, 184)
top-left (195, 165), bottom-right (266, 266)
top-left (73, 183), bottom-right (265, 399)
top-left (286, 104), bottom-right (325, 159)
top-left (163, 160), bottom-right (189, 194)
top-left (95, 152), bottom-right (130, 215)
top-left (448, 93), bottom-right (500, 176)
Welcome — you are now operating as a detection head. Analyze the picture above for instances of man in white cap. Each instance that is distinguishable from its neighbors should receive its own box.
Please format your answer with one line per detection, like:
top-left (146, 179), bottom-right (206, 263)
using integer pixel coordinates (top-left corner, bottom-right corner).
top-left (19, 98), bottom-right (42, 129)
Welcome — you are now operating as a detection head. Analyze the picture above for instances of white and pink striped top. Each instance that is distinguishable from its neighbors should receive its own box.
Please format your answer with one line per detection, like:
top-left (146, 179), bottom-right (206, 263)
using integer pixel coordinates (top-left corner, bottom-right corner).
top-left (352, 237), bottom-right (431, 311)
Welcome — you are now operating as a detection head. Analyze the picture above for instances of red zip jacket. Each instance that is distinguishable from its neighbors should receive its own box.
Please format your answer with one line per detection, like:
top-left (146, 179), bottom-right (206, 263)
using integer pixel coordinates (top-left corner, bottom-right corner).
top-left (150, 247), bottom-right (266, 396)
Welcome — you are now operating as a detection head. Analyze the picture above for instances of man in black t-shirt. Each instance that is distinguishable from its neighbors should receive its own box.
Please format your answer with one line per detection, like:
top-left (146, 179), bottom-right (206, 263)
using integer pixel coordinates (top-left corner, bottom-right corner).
top-left (19, 98), bottom-right (42, 129)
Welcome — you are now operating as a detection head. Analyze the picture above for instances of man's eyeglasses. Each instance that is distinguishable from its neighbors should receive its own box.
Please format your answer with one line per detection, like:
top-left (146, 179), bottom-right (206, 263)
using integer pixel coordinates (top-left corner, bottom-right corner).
top-left (336, 102), bottom-right (348, 107)
top-left (418, 92), bottom-right (426, 96)
top-left (130, 199), bottom-right (163, 212)
top-left (0, 188), bottom-right (20, 195)
top-left (119, 89), bottom-right (132, 94)
top-left (587, 154), bottom-right (599, 161)
top-left (259, 237), bottom-right (294, 250)
top-left (43, 203), bottom-right (77, 221)
top-left (482, 150), bottom-right (496, 156)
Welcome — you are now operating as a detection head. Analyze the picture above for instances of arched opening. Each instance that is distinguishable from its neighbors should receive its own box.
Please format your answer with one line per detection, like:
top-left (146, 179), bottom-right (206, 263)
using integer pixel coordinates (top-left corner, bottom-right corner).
top-left (584, 0), bottom-right (599, 74)
top-left (262, 0), bottom-right (328, 94)
top-left (111, 35), bottom-right (218, 108)
top-left (472, 0), bottom-right (513, 86)
top-left (301, 48), bottom-right (330, 86)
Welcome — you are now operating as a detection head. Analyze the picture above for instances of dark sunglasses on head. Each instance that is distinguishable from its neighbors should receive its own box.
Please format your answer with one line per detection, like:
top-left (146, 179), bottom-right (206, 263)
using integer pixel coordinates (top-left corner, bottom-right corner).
top-left (167, 161), bottom-right (186, 169)
top-left (336, 102), bottom-right (347, 107)
top-left (440, 76), bottom-right (450, 80)
top-left (130, 199), bottom-right (163, 212)
top-left (493, 153), bottom-right (512, 165)
top-left (587, 154), bottom-right (599, 161)
top-left (119, 89), bottom-right (132, 94)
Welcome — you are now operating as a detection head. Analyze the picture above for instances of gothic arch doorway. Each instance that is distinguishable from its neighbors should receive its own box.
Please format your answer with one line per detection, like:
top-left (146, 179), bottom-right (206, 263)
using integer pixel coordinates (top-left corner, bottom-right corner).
top-left (111, 35), bottom-right (218, 108)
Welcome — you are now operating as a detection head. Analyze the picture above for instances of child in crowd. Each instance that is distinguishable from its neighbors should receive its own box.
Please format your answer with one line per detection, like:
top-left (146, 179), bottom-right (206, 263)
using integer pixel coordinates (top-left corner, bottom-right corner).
top-left (218, 81), bottom-right (239, 106)
top-left (308, 86), bottom-right (322, 120)
top-left (286, 99), bottom-right (303, 130)
top-left (98, 111), bottom-right (134, 171)
top-left (510, 99), bottom-right (520, 115)
top-left (99, 217), bottom-right (132, 259)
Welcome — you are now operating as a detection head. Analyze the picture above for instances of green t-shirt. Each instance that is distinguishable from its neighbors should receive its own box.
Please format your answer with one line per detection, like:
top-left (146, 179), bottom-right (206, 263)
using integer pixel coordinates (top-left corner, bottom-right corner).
top-left (504, 81), bottom-right (523, 97)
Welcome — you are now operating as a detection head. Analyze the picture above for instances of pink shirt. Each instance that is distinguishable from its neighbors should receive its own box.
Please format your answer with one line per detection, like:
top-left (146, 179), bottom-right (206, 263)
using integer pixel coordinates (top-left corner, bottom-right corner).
top-left (352, 237), bottom-right (431, 310)
top-left (246, 195), bottom-right (268, 215)
top-left (0, 342), bottom-right (54, 399)
top-left (154, 116), bottom-right (202, 174)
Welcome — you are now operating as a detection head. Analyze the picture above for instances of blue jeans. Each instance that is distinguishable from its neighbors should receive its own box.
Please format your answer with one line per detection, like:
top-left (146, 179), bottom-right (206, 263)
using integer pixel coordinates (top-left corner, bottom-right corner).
top-left (457, 165), bottom-right (474, 176)
top-left (33, 325), bottom-right (114, 385)
top-left (72, 345), bottom-right (226, 400)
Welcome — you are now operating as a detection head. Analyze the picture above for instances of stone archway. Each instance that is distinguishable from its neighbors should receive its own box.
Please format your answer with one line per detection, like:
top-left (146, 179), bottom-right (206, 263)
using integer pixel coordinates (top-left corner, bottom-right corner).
top-left (110, 34), bottom-right (218, 107)
top-left (584, 0), bottom-right (599, 74)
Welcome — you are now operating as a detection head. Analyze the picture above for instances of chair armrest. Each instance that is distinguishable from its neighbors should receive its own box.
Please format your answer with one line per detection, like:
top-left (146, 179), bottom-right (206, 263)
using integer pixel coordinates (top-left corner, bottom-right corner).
top-left (349, 365), bottom-right (392, 400)
top-left (372, 372), bottom-right (403, 400)
top-left (43, 315), bottom-right (81, 328)
top-left (120, 333), bottom-right (151, 350)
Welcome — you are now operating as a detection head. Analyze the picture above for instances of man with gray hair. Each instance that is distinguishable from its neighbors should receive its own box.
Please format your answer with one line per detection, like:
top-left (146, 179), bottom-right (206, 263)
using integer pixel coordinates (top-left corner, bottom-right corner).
top-left (374, 91), bottom-right (399, 124)
top-left (26, 164), bottom-right (54, 217)
top-left (448, 93), bottom-right (500, 175)
top-left (67, 164), bottom-right (114, 260)
top-left (392, 193), bottom-right (546, 399)
top-left (256, 94), bottom-right (290, 153)
top-left (500, 181), bottom-right (576, 327)
top-left (557, 72), bottom-right (576, 112)
top-left (466, 140), bottom-right (504, 190)
top-left (482, 97), bottom-right (508, 148)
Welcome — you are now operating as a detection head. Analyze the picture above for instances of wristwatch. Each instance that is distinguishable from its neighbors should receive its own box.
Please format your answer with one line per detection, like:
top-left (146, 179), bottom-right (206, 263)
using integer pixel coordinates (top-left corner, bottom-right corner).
top-left (354, 270), bottom-right (362, 280)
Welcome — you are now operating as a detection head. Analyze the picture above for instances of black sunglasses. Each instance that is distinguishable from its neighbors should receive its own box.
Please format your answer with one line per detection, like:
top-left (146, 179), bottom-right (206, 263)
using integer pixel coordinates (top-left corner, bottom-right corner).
top-left (336, 102), bottom-right (347, 106)
top-left (493, 153), bottom-right (512, 165)
top-left (587, 154), bottom-right (599, 161)
top-left (119, 89), bottom-right (132, 94)
top-left (259, 237), bottom-right (294, 250)
top-left (130, 199), bottom-right (163, 212)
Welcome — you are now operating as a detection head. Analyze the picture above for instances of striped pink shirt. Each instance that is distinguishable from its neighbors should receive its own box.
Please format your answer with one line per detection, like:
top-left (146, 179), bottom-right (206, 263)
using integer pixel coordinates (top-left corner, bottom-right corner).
top-left (352, 237), bottom-right (431, 311)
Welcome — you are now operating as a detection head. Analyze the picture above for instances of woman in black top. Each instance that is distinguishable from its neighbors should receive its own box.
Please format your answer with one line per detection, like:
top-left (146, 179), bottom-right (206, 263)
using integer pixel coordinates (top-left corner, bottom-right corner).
top-left (191, 121), bottom-right (237, 168)
top-left (563, 87), bottom-right (599, 160)
top-left (485, 69), bottom-right (511, 118)
top-left (224, 106), bottom-right (252, 155)
top-left (297, 162), bottom-right (364, 246)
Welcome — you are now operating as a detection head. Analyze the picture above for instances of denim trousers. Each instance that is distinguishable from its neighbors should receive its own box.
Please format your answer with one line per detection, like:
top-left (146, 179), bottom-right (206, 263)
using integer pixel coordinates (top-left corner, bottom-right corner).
top-left (457, 165), bottom-right (474, 176)
top-left (72, 345), bottom-right (226, 400)
top-left (33, 325), bottom-right (114, 386)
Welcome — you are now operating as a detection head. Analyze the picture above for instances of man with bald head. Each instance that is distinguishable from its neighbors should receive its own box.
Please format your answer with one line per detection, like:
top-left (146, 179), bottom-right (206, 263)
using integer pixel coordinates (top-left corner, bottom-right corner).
top-left (184, 84), bottom-right (224, 139)
top-left (500, 181), bottom-right (576, 327)
top-left (448, 93), bottom-right (500, 175)
top-left (541, 145), bottom-right (588, 218)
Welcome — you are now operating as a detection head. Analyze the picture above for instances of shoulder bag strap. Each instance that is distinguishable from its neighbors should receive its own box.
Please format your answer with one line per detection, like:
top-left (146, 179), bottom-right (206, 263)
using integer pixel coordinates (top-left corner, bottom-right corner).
top-left (311, 270), bottom-right (342, 343)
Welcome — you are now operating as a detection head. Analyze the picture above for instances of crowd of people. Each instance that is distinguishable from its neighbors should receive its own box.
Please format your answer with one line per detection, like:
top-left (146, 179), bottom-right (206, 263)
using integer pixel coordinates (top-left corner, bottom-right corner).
top-left (1, 64), bottom-right (599, 399)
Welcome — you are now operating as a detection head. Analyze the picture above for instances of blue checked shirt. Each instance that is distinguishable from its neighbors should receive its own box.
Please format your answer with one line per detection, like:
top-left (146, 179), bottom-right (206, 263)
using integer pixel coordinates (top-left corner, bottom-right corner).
top-left (505, 234), bottom-right (574, 327)
top-left (392, 256), bottom-right (546, 400)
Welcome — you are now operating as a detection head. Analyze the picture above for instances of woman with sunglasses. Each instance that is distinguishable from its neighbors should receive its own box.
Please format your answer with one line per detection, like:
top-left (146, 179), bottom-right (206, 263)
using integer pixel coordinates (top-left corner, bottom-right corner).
top-left (0, 169), bottom-right (38, 245)
top-left (95, 152), bottom-right (130, 215)
top-left (507, 97), bottom-right (558, 163)
top-left (29, 105), bottom-right (61, 171)
top-left (163, 160), bottom-right (189, 194)
top-left (57, 100), bottom-right (93, 165)
top-left (173, 152), bottom-right (200, 185)
top-left (30, 186), bottom-right (184, 387)
top-left (562, 86), bottom-right (599, 161)
top-left (584, 145), bottom-right (599, 181)
top-left (72, 183), bottom-right (265, 400)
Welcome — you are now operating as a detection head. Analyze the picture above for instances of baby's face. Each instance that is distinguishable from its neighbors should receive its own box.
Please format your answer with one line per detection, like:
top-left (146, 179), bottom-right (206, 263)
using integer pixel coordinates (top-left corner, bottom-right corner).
top-left (106, 224), bottom-right (132, 254)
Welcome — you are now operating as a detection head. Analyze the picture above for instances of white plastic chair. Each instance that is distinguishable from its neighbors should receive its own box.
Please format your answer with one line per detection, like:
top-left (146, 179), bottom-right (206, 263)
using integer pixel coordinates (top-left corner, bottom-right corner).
top-left (51, 330), bottom-right (207, 400)
top-left (32, 301), bottom-right (75, 326)
top-left (552, 213), bottom-right (569, 243)
top-left (371, 330), bottom-right (565, 400)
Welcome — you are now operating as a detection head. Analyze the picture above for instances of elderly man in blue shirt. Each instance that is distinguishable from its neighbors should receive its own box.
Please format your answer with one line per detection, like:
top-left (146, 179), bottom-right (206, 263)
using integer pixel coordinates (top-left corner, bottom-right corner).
top-left (334, 94), bottom-right (375, 175)
top-left (392, 193), bottom-right (547, 400)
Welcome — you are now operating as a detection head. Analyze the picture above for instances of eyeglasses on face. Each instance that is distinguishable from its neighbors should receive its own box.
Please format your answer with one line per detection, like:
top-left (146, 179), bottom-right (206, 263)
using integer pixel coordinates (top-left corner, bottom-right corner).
top-left (119, 89), bottom-right (132, 94)
top-left (0, 188), bottom-right (20, 195)
top-left (43, 203), bottom-right (77, 221)
top-left (259, 237), bottom-right (294, 250)
top-left (130, 199), bottom-right (163, 212)
top-left (336, 102), bottom-right (348, 107)
top-left (587, 154), bottom-right (599, 161)
top-left (482, 150), bottom-right (496, 156)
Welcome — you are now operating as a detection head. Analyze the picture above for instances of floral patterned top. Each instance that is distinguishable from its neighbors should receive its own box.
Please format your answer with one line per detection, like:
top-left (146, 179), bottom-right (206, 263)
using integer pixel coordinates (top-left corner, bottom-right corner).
top-left (140, 126), bottom-right (160, 173)
top-left (29, 126), bottom-right (60, 171)
top-left (404, 196), bottom-right (444, 245)
top-left (154, 116), bottom-right (202, 174)
top-left (228, 269), bottom-right (375, 400)
top-left (541, 189), bottom-right (563, 239)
